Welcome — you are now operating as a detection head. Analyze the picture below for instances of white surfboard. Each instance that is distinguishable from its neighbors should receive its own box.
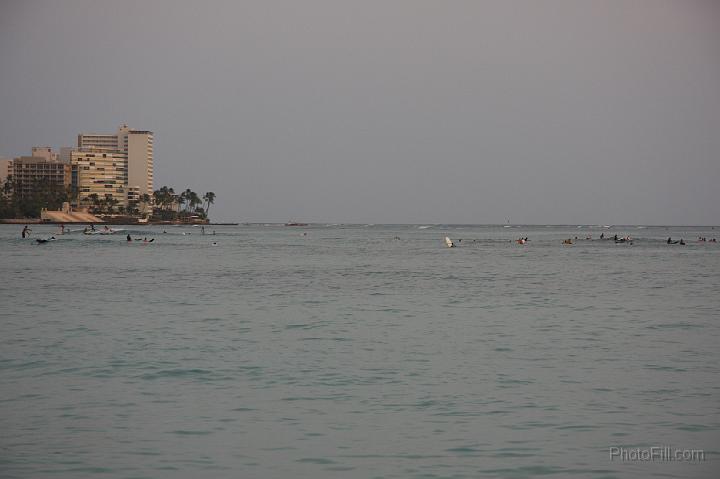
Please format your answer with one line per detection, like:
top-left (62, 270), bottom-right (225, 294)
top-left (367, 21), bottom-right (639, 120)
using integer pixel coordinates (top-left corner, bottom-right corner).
top-left (445, 236), bottom-right (455, 248)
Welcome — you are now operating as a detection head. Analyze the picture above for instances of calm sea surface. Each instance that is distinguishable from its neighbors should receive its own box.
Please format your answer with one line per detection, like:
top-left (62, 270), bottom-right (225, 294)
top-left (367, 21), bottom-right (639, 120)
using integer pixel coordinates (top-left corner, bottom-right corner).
top-left (1, 224), bottom-right (718, 479)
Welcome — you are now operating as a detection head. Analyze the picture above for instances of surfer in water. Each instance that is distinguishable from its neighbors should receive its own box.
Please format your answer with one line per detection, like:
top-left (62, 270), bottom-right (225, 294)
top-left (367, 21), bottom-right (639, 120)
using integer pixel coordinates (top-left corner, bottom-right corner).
top-left (21, 225), bottom-right (31, 238)
top-left (127, 234), bottom-right (132, 242)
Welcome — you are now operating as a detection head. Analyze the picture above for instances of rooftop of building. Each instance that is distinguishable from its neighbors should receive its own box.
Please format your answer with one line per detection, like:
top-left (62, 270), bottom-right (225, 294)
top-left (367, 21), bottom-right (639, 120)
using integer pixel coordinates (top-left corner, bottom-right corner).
top-left (13, 156), bottom-right (64, 164)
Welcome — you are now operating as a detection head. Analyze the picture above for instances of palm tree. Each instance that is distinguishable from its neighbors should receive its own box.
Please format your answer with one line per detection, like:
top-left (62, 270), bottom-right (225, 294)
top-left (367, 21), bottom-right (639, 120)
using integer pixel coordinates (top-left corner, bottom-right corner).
top-left (127, 199), bottom-right (139, 216)
top-left (203, 192), bottom-right (215, 218)
top-left (166, 187), bottom-right (175, 208)
top-left (65, 185), bottom-right (78, 206)
top-left (177, 191), bottom-right (186, 213)
top-left (182, 188), bottom-right (193, 212)
top-left (154, 186), bottom-right (174, 211)
top-left (153, 189), bottom-right (163, 211)
top-left (189, 191), bottom-right (201, 213)
top-left (87, 193), bottom-right (100, 212)
top-left (104, 196), bottom-right (119, 214)
top-left (2, 175), bottom-right (12, 196)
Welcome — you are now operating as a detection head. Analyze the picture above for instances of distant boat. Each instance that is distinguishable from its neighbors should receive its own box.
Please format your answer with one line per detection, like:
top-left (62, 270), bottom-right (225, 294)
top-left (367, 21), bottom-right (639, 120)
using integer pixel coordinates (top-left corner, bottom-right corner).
top-left (285, 222), bottom-right (308, 227)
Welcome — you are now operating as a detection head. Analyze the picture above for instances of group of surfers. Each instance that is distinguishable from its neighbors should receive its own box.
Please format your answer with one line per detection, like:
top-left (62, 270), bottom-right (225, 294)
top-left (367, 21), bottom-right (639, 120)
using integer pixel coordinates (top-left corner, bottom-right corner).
top-left (21, 224), bottom-right (154, 244)
top-left (561, 234), bottom-right (633, 245)
top-left (83, 225), bottom-right (118, 234)
top-left (666, 237), bottom-right (717, 245)
top-left (446, 232), bottom-right (717, 247)
top-left (126, 234), bottom-right (154, 243)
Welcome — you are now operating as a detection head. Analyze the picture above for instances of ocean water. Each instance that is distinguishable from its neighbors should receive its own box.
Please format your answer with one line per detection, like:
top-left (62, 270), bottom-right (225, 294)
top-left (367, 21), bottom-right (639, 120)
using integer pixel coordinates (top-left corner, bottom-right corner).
top-left (1, 224), bottom-right (718, 479)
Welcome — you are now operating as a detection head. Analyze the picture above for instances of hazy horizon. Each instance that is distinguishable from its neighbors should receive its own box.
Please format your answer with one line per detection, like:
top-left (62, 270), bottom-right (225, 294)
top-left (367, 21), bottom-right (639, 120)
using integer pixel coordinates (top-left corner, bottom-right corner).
top-left (1, 0), bottom-right (719, 225)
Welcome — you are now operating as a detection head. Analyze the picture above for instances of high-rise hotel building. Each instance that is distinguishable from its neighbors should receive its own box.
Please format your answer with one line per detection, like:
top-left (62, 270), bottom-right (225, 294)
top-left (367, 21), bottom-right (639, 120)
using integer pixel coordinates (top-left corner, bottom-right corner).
top-left (9, 147), bottom-right (71, 199)
top-left (73, 125), bottom-right (153, 207)
top-left (71, 149), bottom-right (129, 205)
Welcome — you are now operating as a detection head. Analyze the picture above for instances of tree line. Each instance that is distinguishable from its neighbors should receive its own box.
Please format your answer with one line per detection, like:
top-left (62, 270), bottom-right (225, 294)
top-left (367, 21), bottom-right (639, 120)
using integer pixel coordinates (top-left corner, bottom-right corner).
top-left (0, 176), bottom-right (216, 221)
top-left (0, 176), bottom-right (72, 219)
top-left (151, 186), bottom-right (215, 221)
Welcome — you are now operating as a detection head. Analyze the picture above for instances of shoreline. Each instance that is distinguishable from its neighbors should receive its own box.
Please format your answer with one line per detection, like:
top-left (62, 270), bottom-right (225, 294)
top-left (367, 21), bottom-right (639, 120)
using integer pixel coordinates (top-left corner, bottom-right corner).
top-left (0, 219), bottom-right (716, 228)
top-left (0, 219), bottom-right (232, 226)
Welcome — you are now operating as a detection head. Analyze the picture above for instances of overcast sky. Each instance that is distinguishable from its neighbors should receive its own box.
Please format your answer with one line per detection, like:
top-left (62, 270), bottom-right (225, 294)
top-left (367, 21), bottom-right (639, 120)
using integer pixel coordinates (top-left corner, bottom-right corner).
top-left (1, 0), bottom-right (718, 224)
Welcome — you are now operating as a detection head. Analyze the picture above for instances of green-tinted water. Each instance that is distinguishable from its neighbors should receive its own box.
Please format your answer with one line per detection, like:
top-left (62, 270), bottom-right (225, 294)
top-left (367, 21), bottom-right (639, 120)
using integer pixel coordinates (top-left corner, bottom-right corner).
top-left (1, 224), bottom-right (718, 478)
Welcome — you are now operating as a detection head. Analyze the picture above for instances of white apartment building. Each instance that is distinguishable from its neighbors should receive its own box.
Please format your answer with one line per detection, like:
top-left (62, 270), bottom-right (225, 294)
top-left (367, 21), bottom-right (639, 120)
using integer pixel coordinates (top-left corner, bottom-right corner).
top-left (78, 125), bottom-right (153, 191)
top-left (74, 124), bottom-right (154, 207)
top-left (72, 149), bottom-right (128, 207)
